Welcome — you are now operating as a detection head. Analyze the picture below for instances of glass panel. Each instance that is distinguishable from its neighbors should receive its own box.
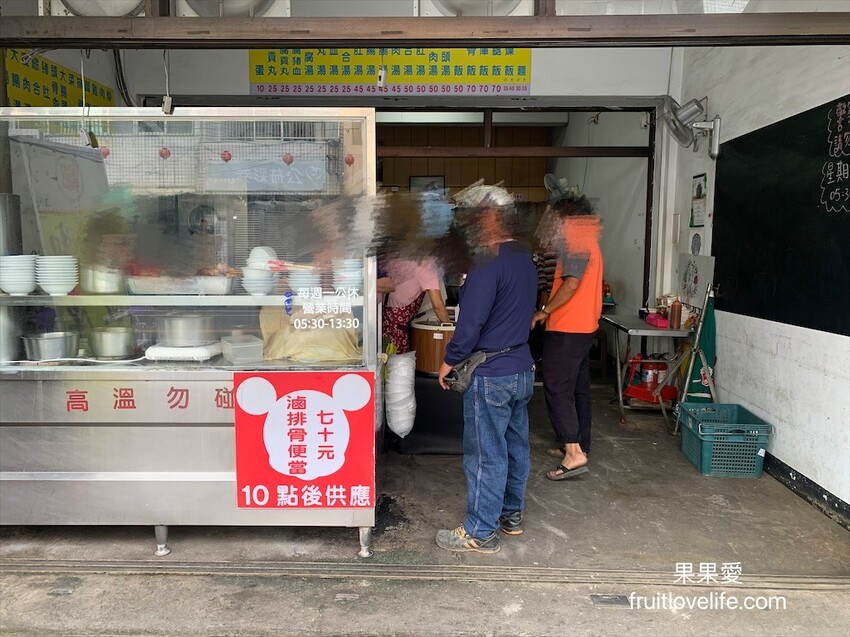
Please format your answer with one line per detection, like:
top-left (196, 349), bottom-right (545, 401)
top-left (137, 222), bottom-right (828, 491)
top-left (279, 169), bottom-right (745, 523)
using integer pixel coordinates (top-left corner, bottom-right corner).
top-left (0, 109), bottom-right (375, 372)
top-left (291, 0), bottom-right (417, 17)
top-left (555, 0), bottom-right (849, 14)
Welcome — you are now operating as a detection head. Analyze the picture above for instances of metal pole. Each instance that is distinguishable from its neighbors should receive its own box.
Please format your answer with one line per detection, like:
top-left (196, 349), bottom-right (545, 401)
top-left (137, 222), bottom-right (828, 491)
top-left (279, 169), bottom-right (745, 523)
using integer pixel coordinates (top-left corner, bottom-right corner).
top-left (0, 49), bottom-right (13, 193)
top-left (675, 283), bottom-right (714, 433)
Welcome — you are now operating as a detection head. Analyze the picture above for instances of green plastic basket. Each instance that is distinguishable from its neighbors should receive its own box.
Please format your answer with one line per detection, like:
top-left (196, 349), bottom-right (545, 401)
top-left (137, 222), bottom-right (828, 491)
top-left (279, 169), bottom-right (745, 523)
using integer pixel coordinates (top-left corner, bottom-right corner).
top-left (678, 403), bottom-right (774, 478)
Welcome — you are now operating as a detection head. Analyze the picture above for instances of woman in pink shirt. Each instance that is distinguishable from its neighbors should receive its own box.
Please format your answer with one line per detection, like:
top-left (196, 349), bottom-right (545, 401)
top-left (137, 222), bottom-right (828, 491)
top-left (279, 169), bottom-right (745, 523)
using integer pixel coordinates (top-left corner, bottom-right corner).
top-left (382, 257), bottom-right (451, 353)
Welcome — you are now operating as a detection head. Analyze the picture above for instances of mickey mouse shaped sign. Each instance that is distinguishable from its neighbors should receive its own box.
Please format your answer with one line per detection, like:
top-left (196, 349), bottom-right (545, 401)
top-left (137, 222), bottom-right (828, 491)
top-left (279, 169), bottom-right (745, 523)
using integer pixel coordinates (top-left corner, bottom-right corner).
top-left (233, 372), bottom-right (375, 509)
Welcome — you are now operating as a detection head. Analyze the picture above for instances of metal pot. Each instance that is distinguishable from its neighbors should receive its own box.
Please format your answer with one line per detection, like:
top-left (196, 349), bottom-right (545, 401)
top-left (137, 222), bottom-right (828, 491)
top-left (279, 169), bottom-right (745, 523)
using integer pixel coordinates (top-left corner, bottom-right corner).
top-left (157, 313), bottom-right (216, 347)
top-left (80, 265), bottom-right (125, 294)
top-left (89, 327), bottom-right (134, 359)
top-left (22, 332), bottom-right (79, 361)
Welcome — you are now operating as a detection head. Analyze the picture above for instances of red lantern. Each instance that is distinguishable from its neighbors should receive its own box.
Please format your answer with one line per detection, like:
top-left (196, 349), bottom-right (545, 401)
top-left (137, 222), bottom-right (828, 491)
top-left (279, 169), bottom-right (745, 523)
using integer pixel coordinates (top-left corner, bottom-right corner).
top-left (344, 153), bottom-right (355, 166)
top-left (100, 147), bottom-right (110, 158)
top-left (283, 153), bottom-right (294, 165)
top-left (159, 147), bottom-right (171, 160)
top-left (221, 150), bottom-right (232, 163)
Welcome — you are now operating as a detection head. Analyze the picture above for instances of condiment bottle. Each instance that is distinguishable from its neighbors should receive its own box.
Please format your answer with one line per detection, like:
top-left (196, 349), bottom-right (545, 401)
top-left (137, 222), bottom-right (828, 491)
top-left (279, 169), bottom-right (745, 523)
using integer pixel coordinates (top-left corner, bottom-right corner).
top-left (669, 296), bottom-right (683, 330)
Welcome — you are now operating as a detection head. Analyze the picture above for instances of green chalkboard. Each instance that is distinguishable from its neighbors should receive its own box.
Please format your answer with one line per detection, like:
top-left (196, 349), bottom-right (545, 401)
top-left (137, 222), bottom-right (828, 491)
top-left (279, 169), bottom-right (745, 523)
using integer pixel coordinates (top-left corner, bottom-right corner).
top-left (713, 94), bottom-right (850, 336)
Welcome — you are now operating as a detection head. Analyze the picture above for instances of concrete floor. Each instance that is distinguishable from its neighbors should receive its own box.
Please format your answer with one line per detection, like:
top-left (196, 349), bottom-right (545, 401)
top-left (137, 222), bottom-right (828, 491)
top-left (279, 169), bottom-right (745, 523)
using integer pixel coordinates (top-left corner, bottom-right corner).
top-left (1, 381), bottom-right (849, 636)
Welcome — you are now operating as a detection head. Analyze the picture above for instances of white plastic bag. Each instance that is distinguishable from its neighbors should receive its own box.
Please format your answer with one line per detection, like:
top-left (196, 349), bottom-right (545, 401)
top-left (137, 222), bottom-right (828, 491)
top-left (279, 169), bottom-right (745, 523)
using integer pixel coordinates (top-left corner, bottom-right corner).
top-left (386, 351), bottom-right (416, 438)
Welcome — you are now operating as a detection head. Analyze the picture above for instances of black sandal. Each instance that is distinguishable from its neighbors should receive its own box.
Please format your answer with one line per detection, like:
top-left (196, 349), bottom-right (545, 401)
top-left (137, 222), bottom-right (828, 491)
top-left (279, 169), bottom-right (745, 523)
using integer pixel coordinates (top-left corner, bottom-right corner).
top-left (546, 464), bottom-right (589, 481)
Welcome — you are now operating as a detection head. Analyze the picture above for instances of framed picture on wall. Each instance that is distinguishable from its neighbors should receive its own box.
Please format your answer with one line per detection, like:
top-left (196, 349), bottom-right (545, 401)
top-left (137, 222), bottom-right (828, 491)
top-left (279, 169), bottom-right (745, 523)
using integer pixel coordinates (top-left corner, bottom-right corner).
top-left (409, 176), bottom-right (445, 193)
top-left (690, 173), bottom-right (707, 228)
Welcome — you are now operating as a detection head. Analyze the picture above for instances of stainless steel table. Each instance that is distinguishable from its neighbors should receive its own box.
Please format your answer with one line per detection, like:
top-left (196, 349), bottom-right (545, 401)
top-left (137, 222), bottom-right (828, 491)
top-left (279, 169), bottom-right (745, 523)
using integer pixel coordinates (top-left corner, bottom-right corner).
top-left (600, 315), bottom-right (693, 423)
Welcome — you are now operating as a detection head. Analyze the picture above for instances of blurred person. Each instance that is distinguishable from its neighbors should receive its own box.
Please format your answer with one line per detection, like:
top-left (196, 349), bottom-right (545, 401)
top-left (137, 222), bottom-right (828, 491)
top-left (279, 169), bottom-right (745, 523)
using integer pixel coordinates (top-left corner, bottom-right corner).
top-left (382, 256), bottom-right (450, 353)
top-left (530, 196), bottom-right (603, 481)
top-left (435, 186), bottom-right (537, 553)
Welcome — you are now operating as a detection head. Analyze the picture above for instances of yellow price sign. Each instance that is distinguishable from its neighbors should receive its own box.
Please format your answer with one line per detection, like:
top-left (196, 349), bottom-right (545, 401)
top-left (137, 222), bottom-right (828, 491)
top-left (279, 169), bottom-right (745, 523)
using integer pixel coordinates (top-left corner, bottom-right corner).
top-left (5, 49), bottom-right (115, 107)
top-left (249, 47), bottom-right (531, 97)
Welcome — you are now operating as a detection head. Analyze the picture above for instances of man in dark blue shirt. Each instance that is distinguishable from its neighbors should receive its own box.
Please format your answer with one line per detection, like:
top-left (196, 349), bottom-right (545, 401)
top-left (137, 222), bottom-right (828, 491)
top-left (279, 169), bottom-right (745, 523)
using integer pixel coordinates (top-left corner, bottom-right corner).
top-left (436, 186), bottom-right (537, 554)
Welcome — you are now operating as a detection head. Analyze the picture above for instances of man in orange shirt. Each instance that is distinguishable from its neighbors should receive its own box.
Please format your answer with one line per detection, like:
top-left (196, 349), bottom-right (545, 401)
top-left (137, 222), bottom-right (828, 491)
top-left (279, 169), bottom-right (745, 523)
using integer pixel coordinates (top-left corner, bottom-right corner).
top-left (531, 196), bottom-right (603, 480)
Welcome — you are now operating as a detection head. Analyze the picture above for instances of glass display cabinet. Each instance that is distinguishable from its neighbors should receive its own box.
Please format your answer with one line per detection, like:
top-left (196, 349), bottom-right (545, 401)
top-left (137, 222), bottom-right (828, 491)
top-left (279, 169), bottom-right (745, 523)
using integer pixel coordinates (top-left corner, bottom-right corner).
top-left (0, 107), bottom-right (379, 557)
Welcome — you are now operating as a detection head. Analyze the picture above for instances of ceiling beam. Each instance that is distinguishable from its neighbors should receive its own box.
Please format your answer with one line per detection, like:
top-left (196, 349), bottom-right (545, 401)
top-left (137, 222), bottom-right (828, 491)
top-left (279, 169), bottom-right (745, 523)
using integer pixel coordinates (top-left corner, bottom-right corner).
top-left (377, 146), bottom-right (650, 158)
top-left (1, 14), bottom-right (847, 49)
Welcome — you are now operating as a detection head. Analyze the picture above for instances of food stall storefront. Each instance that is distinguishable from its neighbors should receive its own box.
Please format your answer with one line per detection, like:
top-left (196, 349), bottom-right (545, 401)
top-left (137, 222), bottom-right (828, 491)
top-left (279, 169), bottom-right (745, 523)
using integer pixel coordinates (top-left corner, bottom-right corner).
top-left (0, 107), bottom-right (382, 557)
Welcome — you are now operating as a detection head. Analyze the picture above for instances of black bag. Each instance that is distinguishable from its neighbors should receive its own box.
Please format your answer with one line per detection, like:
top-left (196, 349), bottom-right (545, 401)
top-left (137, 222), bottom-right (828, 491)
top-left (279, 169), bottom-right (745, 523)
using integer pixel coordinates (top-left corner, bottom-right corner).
top-left (445, 347), bottom-right (516, 394)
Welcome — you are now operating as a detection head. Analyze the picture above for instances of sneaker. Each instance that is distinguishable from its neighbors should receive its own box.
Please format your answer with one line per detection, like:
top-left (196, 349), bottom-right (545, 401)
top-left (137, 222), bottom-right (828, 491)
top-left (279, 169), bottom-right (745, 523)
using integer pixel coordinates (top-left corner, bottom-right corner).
top-left (498, 511), bottom-right (523, 535)
top-left (435, 526), bottom-right (501, 554)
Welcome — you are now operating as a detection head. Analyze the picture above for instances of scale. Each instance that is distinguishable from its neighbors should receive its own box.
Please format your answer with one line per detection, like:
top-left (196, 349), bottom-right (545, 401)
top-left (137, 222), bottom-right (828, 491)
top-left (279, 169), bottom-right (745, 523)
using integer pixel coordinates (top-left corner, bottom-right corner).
top-left (144, 343), bottom-right (222, 362)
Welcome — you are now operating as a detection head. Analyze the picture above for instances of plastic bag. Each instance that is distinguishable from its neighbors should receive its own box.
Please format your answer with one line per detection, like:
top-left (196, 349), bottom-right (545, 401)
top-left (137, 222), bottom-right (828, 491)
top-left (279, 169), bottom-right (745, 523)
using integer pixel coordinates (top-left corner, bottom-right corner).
top-left (385, 351), bottom-right (416, 438)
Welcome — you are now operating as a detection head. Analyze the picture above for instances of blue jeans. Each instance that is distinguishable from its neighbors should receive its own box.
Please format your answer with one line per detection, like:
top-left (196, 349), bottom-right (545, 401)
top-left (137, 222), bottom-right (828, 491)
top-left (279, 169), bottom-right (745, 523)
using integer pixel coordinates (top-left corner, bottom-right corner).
top-left (462, 368), bottom-right (535, 538)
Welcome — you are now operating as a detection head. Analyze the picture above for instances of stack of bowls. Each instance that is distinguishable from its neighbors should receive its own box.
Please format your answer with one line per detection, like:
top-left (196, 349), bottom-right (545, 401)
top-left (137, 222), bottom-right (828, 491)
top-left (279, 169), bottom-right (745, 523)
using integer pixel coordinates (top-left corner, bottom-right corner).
top-left (241, 268), bottom-right (275, 296)
top-left (37, 256), bottom-right (79, 296)
top-left (0, 254), bottom-right (37, 296)
top-left (288, 268), bottom-right (322, 296)
top-left (241, 246), bottom-right (278, 296)
top-left (332, 258), bottom-right (363, 293)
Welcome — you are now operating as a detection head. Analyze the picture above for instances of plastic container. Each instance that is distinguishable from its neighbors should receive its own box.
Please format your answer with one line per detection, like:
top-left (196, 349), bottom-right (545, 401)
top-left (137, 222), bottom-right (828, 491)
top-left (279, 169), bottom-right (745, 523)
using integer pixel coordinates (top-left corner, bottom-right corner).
top-left (678, 402), bottom-right (774, 478)
top-left (221, 335), bottom-right (264, 364)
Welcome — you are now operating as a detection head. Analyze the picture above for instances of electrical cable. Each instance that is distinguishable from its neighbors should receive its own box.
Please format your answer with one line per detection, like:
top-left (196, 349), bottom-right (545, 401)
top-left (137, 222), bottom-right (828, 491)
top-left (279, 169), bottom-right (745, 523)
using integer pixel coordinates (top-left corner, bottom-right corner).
top-left (581, 113), bottom-right (598, 193)
top-left (112, 49), bottom-right (137, 107)
top-left (162, 49), bottom-right (173, 113)
top-left (163, 50), bottom-right (170, 99)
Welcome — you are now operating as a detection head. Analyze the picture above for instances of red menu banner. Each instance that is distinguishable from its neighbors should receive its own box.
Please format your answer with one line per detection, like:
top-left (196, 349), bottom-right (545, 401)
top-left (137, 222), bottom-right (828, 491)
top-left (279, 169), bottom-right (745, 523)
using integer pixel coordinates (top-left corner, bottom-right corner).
top-left (234, 371), bottom-right (375, 509)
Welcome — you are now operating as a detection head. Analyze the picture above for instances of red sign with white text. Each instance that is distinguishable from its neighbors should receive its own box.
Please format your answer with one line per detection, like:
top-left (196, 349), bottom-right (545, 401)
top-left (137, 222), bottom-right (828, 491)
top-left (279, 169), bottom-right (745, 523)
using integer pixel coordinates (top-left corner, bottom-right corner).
top-left (234, 371), bottom-right (375, 509)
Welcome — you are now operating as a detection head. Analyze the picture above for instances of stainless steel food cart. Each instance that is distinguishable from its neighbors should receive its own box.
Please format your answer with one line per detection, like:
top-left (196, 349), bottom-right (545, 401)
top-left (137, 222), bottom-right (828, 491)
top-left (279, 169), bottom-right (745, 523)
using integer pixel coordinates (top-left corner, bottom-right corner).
top-left (0, 107), bottom-right (380, 557)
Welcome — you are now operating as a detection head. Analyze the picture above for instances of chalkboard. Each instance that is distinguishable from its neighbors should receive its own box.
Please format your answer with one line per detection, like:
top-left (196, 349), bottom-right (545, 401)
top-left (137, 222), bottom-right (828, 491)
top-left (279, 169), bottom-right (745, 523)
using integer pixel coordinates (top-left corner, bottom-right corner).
top-left (713, 94), bottom-right (850, 337)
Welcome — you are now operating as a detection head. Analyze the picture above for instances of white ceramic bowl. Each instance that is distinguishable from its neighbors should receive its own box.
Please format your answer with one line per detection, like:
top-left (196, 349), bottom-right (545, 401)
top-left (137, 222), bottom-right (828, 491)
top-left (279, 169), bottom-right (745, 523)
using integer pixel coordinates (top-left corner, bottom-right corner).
top-left (241, 267), bottom-right (275, 281)
top-left (39, 281), bottom-right (78, 296)
top-left (38, 279), bottom-right (78, 285)
top-left (333, 260), bottom-right (361, 270)
top-left (0, 269), bottom-right (36, 276)
top-left (247, 246), bottom-right (278, 263)
top-left (0, 280), bottom-right (37, 295)
top-left (1, 262), bottom-right (37, 270)
top-left (2, 269), bottom-right (37, 276)
top-left (241, 279), bottom-right (274, 296)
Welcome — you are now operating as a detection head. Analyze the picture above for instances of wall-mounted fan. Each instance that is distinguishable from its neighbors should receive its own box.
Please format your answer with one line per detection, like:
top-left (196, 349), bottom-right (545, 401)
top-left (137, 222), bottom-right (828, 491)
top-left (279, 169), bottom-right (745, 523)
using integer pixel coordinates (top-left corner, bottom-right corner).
top-left (661, 96), bottom-right (722, 160)
top-left (57, 1), bottom-right (145, 16)
top-left (430, 0), bottom-right (525, 16)
top-left (544, 173), bottom-right (580, 202)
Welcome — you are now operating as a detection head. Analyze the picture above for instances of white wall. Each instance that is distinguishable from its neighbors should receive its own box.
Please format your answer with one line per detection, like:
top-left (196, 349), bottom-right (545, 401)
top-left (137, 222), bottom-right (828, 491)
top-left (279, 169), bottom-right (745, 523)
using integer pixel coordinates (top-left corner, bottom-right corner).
top-left (531, 48), bottom-right (671, 97)
top-left (669, 45), bottom-right (850, 502)
top-left (552, 112), bottom-right (650, 317)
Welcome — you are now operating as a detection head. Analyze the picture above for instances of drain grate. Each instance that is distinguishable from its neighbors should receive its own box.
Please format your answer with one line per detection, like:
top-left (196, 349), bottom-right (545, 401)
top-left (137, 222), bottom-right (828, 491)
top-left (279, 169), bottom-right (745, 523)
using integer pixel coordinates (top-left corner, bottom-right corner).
top-left (590, 594), bottom-right (632, 608)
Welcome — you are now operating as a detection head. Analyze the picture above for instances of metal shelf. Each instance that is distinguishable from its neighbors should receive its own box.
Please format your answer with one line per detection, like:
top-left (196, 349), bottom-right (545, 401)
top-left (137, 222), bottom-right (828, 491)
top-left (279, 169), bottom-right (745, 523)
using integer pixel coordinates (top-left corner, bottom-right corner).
top-left (0, 295), bottom-right (364, 307)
